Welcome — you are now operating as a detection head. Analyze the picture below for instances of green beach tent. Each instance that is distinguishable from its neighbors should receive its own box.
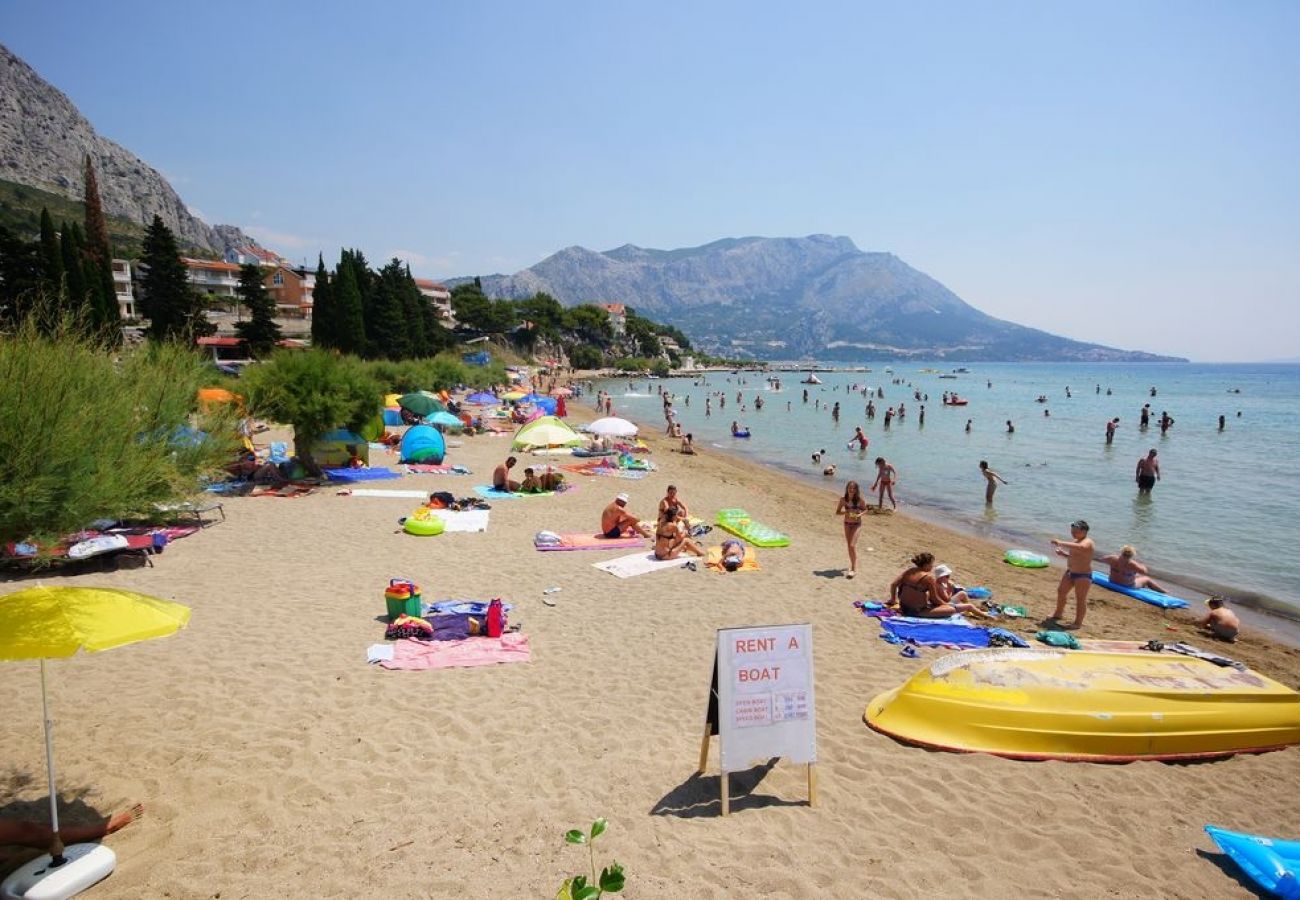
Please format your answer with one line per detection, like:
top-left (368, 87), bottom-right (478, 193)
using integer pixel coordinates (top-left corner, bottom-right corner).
top-left (511, 415), bottom-right (583, 451)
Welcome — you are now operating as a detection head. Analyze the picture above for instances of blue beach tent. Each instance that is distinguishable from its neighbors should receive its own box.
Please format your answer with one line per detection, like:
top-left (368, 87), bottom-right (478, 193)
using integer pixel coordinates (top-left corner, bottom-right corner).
top-left (400, 424), bottom-right (446, 464)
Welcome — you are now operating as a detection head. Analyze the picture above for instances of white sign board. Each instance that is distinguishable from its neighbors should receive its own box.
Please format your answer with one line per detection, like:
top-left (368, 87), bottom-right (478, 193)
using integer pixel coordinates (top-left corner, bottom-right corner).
top-left (715, 623), bottom-right (816, 773)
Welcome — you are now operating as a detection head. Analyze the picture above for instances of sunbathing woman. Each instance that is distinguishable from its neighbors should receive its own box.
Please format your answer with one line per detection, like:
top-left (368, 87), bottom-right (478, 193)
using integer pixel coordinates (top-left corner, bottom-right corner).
top-left (654, 508), bottom-right (704, 560)
top-left (835, 480), bottom-right (868, 579)
top-left (1097, 545), bottom-right (1166, 593)
top-left (889, 552), bottom-right (963, 618)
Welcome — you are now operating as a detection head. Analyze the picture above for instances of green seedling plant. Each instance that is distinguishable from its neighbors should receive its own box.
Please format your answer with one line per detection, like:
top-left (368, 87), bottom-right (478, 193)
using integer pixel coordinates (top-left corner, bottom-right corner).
top-left (556, 818), bottom-right (624, 900)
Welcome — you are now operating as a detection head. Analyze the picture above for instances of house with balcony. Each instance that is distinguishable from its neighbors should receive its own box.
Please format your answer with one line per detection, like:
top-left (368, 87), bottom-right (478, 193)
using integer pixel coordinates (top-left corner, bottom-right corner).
top-left (225, 245), bottom-right (284, 267)
top-left (414, 278), bottom-right (455, 324)
top-left (182, 257), bottom-right (242, 300)
top-left (265, 265), bottom-right (315, 318)
top-left (111, 258), bottom-right (135, 318)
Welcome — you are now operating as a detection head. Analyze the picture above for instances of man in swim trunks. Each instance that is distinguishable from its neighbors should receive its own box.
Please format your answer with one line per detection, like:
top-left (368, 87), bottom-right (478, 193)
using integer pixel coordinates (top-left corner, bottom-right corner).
top-left (1097, 544), bottom-right (1167, 593)
top-left (601, 493), bottom-right (650, 539)
top-left (1050, 520), bottom-right (1095, 628)
top-left (1199, 596), bottom-right (1239, 642)
top-left (493, 456), bottom-right (520, 492)
top-left (1135, 449), bottom-right (1160, 493)
top-left (659, 484), bottom-right (690, 521)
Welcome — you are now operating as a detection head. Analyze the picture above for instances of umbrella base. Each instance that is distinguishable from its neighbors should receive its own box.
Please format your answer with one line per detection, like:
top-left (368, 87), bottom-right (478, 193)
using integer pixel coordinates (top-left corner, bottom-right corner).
top-left (1, 843), bottom-right (116, 900)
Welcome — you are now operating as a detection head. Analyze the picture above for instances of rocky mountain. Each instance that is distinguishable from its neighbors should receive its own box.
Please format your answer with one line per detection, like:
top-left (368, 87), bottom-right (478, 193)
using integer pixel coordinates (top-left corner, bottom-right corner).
top-left (0, 43), bottom-right (254, 255)
top-left (451, 235), bottom-right (1183, 362)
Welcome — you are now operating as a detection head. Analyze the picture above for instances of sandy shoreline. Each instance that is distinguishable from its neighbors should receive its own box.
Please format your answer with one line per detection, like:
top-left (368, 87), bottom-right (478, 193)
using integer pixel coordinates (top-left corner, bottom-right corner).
top-left (2, 398), bottom-right (1299, 897)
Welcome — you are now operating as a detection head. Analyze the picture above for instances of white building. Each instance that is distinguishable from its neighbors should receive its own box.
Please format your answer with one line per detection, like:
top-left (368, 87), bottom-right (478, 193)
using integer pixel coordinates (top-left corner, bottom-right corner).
top-left (111, 258), bottom-right (135, 318)
top-left (414, 278), bottom-right (455, 324)
top-left (181, 257), bottom-right (241, 299)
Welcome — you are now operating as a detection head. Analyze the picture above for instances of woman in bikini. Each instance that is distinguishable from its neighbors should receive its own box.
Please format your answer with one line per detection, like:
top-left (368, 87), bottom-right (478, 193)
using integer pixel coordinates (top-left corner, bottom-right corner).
top-left (871, 457), bottom-right (897, 510)
top-left (889, 552), bottom-right (962, 618)
top-left (835, 480), bottom-right (868, 579)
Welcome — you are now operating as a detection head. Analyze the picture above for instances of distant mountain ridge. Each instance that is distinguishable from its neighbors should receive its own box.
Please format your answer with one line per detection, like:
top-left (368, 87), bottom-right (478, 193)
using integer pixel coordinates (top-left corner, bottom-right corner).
top-left (448, 235), bottom-right (1183, 361)
top-left (0, 43), bottom-right (254, 255)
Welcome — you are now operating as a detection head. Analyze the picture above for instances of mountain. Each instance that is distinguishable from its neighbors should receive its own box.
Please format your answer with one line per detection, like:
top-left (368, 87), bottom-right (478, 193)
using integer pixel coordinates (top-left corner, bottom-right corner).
top-left (450, 235), bottom-right (1183, 362)
top-left (0, 43), bottom-right (254, 255)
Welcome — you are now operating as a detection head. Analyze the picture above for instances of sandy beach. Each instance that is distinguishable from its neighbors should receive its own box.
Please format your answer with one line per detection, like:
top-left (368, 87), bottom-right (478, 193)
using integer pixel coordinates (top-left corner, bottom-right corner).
top-left (3, 400), bottom-right (1299, 899)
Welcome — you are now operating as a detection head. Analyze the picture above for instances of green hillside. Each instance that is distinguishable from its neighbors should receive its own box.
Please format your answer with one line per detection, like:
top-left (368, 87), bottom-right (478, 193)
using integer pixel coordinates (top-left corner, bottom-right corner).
top-left (0, 177), bottom-right (214, 259)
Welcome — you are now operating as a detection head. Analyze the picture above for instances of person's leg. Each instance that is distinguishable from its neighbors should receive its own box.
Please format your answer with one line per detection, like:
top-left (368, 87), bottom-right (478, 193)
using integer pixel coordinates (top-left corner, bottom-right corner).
top-left (876, 484), bottom-right (885, 510)
top-left (844, 524), bottom-right (859, 575)
top-left (0, 804), bottom-right (142, 849)
top-left (1052, 572), bottom-right (1071, 620)
top-left (1071, 581), bottom-right (1090, 628)
top-left (986, 482), bottom-right (995, 503)
top-left (1135, 575), bottom-right (1166, 593)
top-left (920, 604), bottom-right (956, 618)
top-left (886, 484), bottom-right (896, 509)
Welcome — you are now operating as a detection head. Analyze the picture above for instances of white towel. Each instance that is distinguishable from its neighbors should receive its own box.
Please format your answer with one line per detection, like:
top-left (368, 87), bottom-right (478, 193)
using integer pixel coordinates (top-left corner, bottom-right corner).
top-left (346, 489), bottom-right (431, 499)
top-left (592, 552), bottom-right (692, 579)
top-left (366, 643), bottom-right (395, 664)
top-left (431, 510), bottom-right (490, 532)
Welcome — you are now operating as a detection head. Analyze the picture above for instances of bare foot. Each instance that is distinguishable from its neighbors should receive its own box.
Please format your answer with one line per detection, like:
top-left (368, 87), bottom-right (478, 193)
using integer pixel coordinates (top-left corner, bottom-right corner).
top-left (105, 804), bottom-right (144, 835)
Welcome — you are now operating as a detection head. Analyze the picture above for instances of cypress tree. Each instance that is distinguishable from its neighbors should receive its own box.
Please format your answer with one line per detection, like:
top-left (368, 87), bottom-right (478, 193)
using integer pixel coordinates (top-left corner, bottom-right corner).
top-left (60, 222), bottom-right (89, 314)
top-left (310, 254), bottom-right (333, 350)
top-left (367, 260), bottom-right (410, 359)
top-left (38, 208), bottom-right (63, 295)
top-left (81, 155), bottom-right (121, 339)
top-left (139, 215), bottom-right (200, 341)
top-left (332, 257), bottom-right (367, 356)
top-left (397, 262), bottom-right (426, 357)
top-left (234, 263), bottom-right (282, 357)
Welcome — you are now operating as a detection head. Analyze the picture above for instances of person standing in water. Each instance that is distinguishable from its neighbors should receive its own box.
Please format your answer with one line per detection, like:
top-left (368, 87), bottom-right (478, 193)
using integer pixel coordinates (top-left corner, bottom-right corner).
top-left (1159, 411), bottom-right (1174, 434)
top-left (1006, 420), bottom-right (1015, 434)
top-left (1140, 404), bottom-right (1151, 429)
top-left (979, 460), bottom-right (1008, 503)
top-left (835, 480), bottom-right (868, 579)
top-left (1135, 449), bottom-right (1160, 493)
top-left (871, 457), bottom-right (898, 510)
top-left (850, 426), bottom-right (869, 451)
top-left (1218, 414), bottom-right (1226, 430)
top-left (1105, 417), bottom-right (1120, 444)
top-left (965, 419), bottom-right (972, 433)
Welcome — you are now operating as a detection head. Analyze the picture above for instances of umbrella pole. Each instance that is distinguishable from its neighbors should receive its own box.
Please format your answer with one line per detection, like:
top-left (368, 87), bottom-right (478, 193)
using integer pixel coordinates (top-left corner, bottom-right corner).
top-left (40, 658), bottom-right (66, 863)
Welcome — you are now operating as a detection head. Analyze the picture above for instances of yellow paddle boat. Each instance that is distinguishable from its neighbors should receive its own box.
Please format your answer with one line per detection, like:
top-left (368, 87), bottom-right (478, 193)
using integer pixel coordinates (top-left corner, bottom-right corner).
top-left (865, 647), bottom-right (1300, 762)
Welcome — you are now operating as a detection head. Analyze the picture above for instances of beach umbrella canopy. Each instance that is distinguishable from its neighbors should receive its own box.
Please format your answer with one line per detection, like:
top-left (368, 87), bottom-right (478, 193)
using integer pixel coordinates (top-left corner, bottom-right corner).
top-left (0, 586), bottom-right (190, 886)
top-left (397, 392), bottom-right (446, 416)
top-left (466, 391), bottom-right (497, 405)
top-left (589, 417), bottom-right (639, 438)
top-left (501, 391), bottom-right (526, 402)
top-left (550, 387), bottom-right (573, 397)
top-left (511, 415), bottom-right (583, 450)
top-left (427, 411), bottom-right (464, 429)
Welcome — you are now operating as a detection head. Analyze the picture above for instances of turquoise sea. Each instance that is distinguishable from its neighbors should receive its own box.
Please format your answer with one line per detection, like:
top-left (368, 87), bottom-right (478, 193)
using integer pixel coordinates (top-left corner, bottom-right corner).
top-left (596, 363), bottom-right (1300, 634)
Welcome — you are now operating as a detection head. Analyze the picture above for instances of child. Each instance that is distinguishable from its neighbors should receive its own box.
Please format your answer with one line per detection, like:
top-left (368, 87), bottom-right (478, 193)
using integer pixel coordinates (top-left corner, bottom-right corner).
top-left (1199, 596), bottom-right (1240, 642)
top-left (1050, 519), bottom-right (1095, 629)
top-left (979, 460), bottom-right (1008, 503)
top-left (345, 444), bottom-right (367, 469)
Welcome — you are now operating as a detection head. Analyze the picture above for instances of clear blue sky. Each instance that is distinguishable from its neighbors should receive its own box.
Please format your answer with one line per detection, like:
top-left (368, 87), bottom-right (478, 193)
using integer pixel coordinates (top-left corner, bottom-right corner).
top-left (4, 1), bottom-right (1297, 360)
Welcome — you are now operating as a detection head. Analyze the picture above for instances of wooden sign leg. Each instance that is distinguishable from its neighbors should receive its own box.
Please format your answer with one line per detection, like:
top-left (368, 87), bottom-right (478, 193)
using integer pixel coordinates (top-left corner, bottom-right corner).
top-left (720, 770), bottom-right (730, 817)
top-left (698, 723), bottom-right (711, 774)
top-left (807, 763), bottom-right (818, 808)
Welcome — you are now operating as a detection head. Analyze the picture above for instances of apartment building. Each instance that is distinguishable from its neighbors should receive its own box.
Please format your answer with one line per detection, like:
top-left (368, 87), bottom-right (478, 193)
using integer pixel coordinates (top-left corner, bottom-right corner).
top-left (265, 265), bottom-right (315, 318)
top-left (181, 257), bottom-right (241, 299)
top-left (111, 258), bottom-right (135, 318)
top-left (414, 278), bottom-right (455, 323)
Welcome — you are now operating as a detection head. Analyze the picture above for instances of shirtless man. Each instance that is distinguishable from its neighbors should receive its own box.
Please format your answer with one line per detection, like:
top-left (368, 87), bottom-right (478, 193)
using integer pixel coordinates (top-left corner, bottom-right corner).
top-left (493, 456), bottom-right (520, 492)
top-left (1050, 519), bottom-right (1095, 629)
top-left (1097, 544), bottom-right (1166, 593)
top-left (1135, 449), bottom-right (1160, 493)
top-left (1199, 596), bottom-right (1240, 642)
top-left (1105, 418), bottom-right (1120, 444)
top-left (601, 493), bottom-right (650, 539)
top-left (659, 484), bottom-right (690, 521)
top-left (978, 460), bottom-right (1007, 503)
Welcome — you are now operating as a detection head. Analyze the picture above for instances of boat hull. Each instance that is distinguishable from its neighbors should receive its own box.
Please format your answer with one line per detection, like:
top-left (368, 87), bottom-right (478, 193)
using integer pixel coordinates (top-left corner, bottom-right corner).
top-left (864, 648), bottom-right (1300, 762)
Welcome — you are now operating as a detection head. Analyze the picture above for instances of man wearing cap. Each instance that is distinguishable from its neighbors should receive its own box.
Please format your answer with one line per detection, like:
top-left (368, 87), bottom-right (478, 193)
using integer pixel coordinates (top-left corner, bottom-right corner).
top-left (601, 493), bottom-right (651, 539)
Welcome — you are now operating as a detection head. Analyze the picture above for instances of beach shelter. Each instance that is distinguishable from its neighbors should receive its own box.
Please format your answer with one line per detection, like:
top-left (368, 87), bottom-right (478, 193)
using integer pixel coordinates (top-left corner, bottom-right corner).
top-left (400, 424), bottom-right (446, 463)
top-left (533, 397), bottom-right (558, 415)
top-left (589, 417), bottom-right (638, 438)
top-left (511, 415), bottom-right (583, 451)
top-left (0, 587), bottom-right (191, 899)
top-left (466, 392), bottom-right (497, 405)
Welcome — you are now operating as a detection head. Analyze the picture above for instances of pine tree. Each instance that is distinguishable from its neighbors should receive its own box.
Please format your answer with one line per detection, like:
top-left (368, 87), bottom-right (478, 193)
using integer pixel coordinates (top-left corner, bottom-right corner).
top-left (37, 208), bottom-right (63, 296)
top-left (234, 263), bottom-right (282, 357)
top-left (332, 256), bottom-right (367, 356)
top-left (398, 262), bottom-right (427, 357)
top-left (139, 215), bottom-right (204, 341)
top-left (309, 254), bottom-right (333, 350)
top-left (59, 222), bottom-right (89, 314)
top-left (81, 155), bottom-right (121, 339)
top-left (367, 260), bottom-right (410, 359)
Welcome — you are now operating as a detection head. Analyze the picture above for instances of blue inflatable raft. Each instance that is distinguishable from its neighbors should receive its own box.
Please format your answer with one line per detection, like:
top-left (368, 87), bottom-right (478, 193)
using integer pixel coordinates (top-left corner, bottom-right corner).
top-left (1090, 572), bottom-right (1190, 609)
top-left (1205, 825), bottom-right (1300, 899)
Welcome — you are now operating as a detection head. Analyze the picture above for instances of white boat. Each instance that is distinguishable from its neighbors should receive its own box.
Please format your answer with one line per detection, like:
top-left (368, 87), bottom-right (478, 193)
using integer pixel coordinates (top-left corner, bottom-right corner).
top-left (800, 373), bottom-right (822, 384)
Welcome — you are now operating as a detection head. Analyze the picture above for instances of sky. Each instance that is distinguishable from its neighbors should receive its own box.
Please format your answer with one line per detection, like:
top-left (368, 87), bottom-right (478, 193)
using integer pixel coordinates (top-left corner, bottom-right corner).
top-left (3, 1), bottom-right (1298, 361)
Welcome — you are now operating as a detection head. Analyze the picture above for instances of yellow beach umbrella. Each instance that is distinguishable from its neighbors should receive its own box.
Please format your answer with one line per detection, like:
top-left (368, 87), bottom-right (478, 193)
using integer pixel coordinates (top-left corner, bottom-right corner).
top-left (0, 586), bottom-right (191, 896)
top-left (501, 391), bottom-right (526, 401)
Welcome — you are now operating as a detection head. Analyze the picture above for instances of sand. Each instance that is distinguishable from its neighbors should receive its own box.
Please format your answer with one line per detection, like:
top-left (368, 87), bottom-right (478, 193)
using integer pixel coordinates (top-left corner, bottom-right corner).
top-left (2, 399), bottom-right (1299, 898)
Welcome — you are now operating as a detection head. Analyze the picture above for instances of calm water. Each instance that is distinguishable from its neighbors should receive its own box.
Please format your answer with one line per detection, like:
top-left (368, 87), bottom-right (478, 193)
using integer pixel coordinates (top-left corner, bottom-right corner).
top-left (597, 363), bottom-right (1300, 624)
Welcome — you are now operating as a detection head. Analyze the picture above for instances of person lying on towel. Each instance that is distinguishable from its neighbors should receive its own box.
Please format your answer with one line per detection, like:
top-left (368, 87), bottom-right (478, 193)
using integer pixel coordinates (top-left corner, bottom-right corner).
top-left (720, 539), bottom-right (746, 572)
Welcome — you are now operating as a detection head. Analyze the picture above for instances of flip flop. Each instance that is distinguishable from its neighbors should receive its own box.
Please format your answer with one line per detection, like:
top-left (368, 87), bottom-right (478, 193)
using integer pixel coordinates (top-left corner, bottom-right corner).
top-left (900, 645), bottom-right (920, 659)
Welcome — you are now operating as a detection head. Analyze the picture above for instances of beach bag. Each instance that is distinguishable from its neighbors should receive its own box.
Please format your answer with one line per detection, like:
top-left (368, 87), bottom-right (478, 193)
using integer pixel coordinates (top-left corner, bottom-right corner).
top-left (486, 599), bottom-right (504, 638)
top-left (534, 530), bottom-right (563, 546)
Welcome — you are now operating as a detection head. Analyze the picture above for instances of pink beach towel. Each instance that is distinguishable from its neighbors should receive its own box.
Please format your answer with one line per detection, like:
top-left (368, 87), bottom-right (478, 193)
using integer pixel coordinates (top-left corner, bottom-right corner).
top-left (379, 634), bottom-right (531, 670)
top-left (535, 533), bottom-right (645, 551)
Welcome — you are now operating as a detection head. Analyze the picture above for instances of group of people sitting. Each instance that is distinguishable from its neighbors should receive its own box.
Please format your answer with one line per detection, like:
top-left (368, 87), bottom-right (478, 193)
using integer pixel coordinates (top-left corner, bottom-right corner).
top-left (598, 486), bottom-right (713, 563)
top-left (493, 456), bottom-right (564, 494)
top-left (889, 552), bottom-right (991, 618)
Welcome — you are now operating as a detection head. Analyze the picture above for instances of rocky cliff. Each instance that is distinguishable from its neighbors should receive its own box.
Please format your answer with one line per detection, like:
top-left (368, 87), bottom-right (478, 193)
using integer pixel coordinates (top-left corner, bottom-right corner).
top-left (0, 43), bottom-right (252, 254)
top-left (452, 235), bottom-right (1183, 362)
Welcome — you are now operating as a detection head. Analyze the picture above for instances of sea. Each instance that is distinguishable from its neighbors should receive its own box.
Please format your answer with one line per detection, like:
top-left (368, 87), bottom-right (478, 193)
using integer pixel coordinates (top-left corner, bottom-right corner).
top-left (594, 362), bottom-right (1300, 640)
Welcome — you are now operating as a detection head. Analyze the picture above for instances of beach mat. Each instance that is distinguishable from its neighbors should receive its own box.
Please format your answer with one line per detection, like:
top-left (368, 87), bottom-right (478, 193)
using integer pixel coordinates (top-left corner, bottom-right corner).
top-left (405, 464), bottom-right (471, 475)
top-left (592, 551), bottom-right (693, 578)
top-left (880, 617), bottom-right (1029, 649)
top-left (1090, 572), bottom-right (1190, 609)
top-left (431, 510), bottom-right (490, 533)
top-left (323, 467), bottom-right (402, 481)
top-left (474, 485), bottom-right (524, 500)
top-left (343, 489), bottom-right (431, 499)
top-left (705, 545), bottom-right (760, 572)
top-left (536, 533), bottom-right (644, 552)
top-left (714, 509), bottom-right (790, 547)
top-left (378, 634), bottom-right (531, 670)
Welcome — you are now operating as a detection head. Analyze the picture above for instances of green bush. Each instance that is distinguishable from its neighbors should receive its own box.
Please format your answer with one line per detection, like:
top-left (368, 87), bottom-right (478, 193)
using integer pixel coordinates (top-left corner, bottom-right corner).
top-left (569, 344), bottom-right (603, 370)
top-left (0, 318), bottom-right (237, 545)
top-left (241, 349), bottom-right (381, 468)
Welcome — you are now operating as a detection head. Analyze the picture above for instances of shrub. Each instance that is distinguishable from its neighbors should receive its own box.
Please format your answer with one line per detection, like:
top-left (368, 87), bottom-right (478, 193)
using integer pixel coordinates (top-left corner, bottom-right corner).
top-left (0, 318), bottom-right (237, 545)
top-left (240, 349), bottom-right (381, 469)
top-left (557, 818), bottom-right (624, 900)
